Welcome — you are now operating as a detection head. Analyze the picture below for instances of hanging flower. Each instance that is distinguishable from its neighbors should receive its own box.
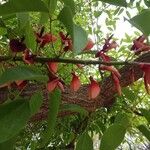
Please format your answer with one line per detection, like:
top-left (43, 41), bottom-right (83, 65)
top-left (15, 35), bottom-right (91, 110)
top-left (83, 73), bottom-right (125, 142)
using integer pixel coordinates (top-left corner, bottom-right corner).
top-left (131, 35), bottom-right (150, 54)
top-left (47, 78), bottom-right (64, 93)
top-left (99, 65), bottom-right (121, 78)
top-left (140, 64), bottom-right (150, 94)
top-left (47, 62), bottom-right (58, 73)
top-left (112, 73), bottom-right (121, 96)
top-left (15, 80), bottom-right (27, 90)
top-left (70, 73), bottom-right (81, 92)
top-left (88, 76), bottom-right (100, 99)
top-left (59, 31), bottom-right (73, 51)
top-left (36, 32), bottom-right (57, 48)
top-left (23, 49), bottom-right (36, 64)
top-left (83, 39), bottom-right (94, 51)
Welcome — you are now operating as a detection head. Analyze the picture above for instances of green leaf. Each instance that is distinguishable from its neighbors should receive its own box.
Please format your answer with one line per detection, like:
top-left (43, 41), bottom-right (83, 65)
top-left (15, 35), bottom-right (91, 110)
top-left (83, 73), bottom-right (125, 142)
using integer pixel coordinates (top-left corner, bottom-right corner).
top-left (100, 124), bottom-right (126, 150)
top-left (0, 100), bottom-right (30, 143)
top-left (0, 66), bottom-right (48, 86)
top-left (0, 137), bottom-right (16, 150)
top-left (0, 27), bottom-right (7, 35)
top-left (61, 104), bottom-right (88, 116)
top-left (73, 24), bottom-right (88, 54)
top-left (129, 9), bottom-right (150, 35)
top-left (39, 12), bottom-right (49, 25)
top-left (58, 6), bottom-right (74, 39)
top-left (0, 0), bottom-right (48, 16)
top-left (62, 0), bottom-right (75, 15)
top-left (42, 89), bottom-right (61, 146)
top-left (25, 23), bottom-right (37, 52)
top-left (115, 113), bottom-right (130, 128)
top-left (137, 125), bottom-right (150, 141)
top-left (30, 92), bottom-right (43, 115)
top-left (98, 0), bottom-right (127, 7)
top-left (144, 0), bottom-right (150, 7)
top-left (76, 132), bottom-right (93, 150)
top-left (48, 0), bottom-right (58, 15)
top-left (140, 108), bottom-right (150, 124)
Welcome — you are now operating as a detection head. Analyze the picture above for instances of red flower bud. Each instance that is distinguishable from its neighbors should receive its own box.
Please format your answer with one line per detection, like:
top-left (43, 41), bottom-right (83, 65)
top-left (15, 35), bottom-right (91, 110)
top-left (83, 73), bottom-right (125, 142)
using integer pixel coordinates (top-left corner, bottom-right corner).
top-left (83, 39), bottom-right (94, 51)
top-left (112, 73), bottom-right (121, 96)
top-left (47, 62), bottom-right (58, 73)
top-left (70, 73), bottom-right (81, 92)
top-left (88, 76), bottom-right (100, 99)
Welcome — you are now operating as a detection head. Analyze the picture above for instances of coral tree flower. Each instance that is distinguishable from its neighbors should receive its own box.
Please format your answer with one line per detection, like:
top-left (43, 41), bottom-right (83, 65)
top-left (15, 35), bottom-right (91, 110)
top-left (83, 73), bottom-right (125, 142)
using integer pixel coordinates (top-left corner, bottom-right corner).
top-left (59, 31), bottom-right (73, 51)
top-left (140, 64), bottom-right (150, 94)
top-left (36, 32), bottom-right (57, 48)
top-left (131, 35), bottom-right (150, 54)
top-left (47, 78), bottom-right (64, 93)
top-left (88, 76), bottom-right (100, 99)
top-left (70, 73), bottom-right (81, 92)
top-left (83, 39), bottom-right (94, 51)
top-left (47, 62), bottom-right (58, 73)
top-left (23, 49), bottom-right (36, 64)
top-left (9, 38), bottom-right (26, 52)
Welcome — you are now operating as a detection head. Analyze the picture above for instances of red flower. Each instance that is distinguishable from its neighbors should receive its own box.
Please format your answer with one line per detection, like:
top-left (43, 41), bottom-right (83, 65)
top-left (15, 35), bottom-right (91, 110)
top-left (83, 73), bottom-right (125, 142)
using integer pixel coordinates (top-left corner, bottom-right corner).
top-left (83, 39), bottom-right (94, 51)
top-left (99, 65), bottom-right (121, 78)
top-left (15, 80), bottom-right (27, 90)
top-left (112, 73), bottom-right (121, 96)
top-left (9, 38), bottom-right (26, 52)
top-left (36, 32), bottom-right (57, 48)
top-left (140, 64), bottom-right (150, 94)
top-left (131, 35), bottom-right (150, 54)
top-left (95, 51), bottom-right (111, 62)
top-left (88, 76), bottom-right (100, 99)
top-left (47, 78), bottom-right (64, 93)
top-left (23, 49), bottom-right (36, 64)
top-left (59, 32), bottom-right (73, 51)
top-left (47, 62), bottom-right (58, 73)
top-left (70, 73), bottom-right (81, 92)
top-left (101, 35), bottom-right (118, 52)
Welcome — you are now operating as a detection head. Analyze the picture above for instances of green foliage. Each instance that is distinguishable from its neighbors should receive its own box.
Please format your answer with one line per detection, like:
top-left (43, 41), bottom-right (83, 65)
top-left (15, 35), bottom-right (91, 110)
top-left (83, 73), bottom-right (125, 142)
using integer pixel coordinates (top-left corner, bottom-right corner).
top-left (0, 66), bottom-right (48, 86)
top-left (129, 9), bottom-right (150, 35)
top-left (0, 0), bottom-right (48, 16)
top-left (100, 124), bottom-right (126, 150)
top-left (41, 89), bottom-right (61, 146)
top-left (140, 108), bottom-right (150, 124)
top-left (29, 92), bottom-right (43, 115)
top-left (61, 104), bottom-right (88, 116)
top-left (98, 0), bottom-right (127, 7)
top-left (137, 125), bottom-right (150, 141)
top-left (0, 100), bottom-right (30, 143)
top-left (76, 132), bottom-right (93, 150)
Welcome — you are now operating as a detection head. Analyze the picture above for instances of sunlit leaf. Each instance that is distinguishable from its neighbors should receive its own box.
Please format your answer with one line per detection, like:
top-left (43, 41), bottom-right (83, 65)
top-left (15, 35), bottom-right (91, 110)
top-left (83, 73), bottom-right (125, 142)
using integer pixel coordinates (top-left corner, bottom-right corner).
top-left (129, 9), bottom-right (150, 35)
top-left (98, 0), bottom-right (127, 7)
top-left (137, 125), bottom-right (150, 141)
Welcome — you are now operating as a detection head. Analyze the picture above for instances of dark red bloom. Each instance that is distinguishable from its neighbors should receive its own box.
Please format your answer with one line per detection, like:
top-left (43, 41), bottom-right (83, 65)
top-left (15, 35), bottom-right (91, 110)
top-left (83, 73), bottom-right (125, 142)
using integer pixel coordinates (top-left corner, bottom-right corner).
top-left (9, 39), bottom-right (26, 52)
top-left (23, 49), bottom-right (36, 64)
top-left (112, 73), bottom-right (121, 96)
top-left (15, 80), bottom-right (27, 90)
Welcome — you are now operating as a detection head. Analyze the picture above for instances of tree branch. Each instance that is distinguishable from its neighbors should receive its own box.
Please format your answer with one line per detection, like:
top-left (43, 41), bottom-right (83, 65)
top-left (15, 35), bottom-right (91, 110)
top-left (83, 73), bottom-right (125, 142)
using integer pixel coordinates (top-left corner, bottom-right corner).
top-left (0, 52), bottom-right (150, 121)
